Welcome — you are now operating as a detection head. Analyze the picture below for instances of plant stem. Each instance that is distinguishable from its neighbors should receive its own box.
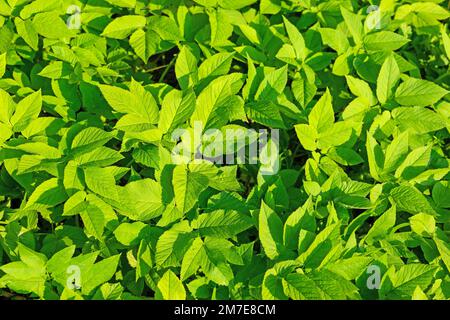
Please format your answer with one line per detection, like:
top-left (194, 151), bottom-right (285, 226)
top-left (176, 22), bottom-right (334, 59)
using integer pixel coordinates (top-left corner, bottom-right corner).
top-left (158, 55), bottom-right (177, 83)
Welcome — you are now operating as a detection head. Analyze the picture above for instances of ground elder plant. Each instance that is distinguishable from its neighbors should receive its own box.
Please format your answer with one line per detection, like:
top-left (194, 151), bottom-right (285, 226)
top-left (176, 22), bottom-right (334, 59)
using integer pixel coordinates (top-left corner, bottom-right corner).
top-left (0, 0), bottom-right (449, 301)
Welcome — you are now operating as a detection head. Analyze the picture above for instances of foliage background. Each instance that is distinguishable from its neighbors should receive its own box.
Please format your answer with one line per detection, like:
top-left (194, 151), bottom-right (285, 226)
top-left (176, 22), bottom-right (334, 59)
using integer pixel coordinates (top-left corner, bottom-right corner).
top-left (0, 0), bottom-right (449, 300)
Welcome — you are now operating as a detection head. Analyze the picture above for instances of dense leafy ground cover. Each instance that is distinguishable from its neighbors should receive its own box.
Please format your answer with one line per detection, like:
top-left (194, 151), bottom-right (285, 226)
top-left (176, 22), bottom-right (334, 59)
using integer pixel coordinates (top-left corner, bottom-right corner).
top-left (0, 0), bottom-right (449, 300)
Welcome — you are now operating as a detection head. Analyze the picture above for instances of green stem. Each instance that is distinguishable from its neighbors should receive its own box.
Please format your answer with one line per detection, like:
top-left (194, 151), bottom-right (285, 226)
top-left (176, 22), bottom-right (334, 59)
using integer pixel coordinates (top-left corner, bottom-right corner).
top-left (158, 55), bottom-right (177, 83)
top-left (144, 64), bottom-right (169, 73)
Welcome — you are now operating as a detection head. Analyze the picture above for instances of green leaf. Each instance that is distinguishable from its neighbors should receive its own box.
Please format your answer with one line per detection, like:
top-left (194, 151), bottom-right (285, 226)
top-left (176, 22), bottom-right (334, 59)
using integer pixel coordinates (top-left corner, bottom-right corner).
top-left (259, 201), bottom-right (284, 260)
top-left (395, 145), bottom-right (431, 180)
top-left (245, 100), bottom-right (286, 129)
top-left (317, 121), bottom-right (353, 150)
top-left (26, 178), bottom-right (67, 210)
top-left (15, 18), bottom-right (38, 50)
top-left (380, 264), bottom-right (437, 299)
top-left (282, 16), bottom-right (306, 61)
top-left (63, 190), bottom-right (87, 216)
top-left (260, 0), bottom-right (281, 14)
top-left (38, 61), bottom-right (72, 79)
top-left (412, 286), bottom-right (428, 300)
top-left (130, 29), bottom-right (158, 63)
top-left (327, 147), bottom-right (364, 166)
top-left (363, 31), bottom-right (409, 51)
top-left (390, 185), bottom-right (435, 215)
top-left (410, 213), bottom-right (435, 236)
top-left (319, 28), bottom-right (350, 54)
top-left (283, 269), bottom-right (359, 300)
top-left (10, 91), bottom-right (42, 132)
top-left (84, 167), bottom-right (118, 200)
top-left (82, 255), bottom-right (120, 295)
top-left (190, 73), bottom-right (244, 130)
top-left (156, 270), bottom-right (186, 300)
top-left (99, 85), bottom-right (135, 114)
top-left (0, 123), bottom-right (12, 144)
top-left (218, 0), bottom-right (257, 9)
top-left (105, 0), bottom-right (136, 8)
top-left (175, 45), bottom-right (198, 89)
top-left (0, 244), bottom-right (47, 297)
top-left (441, 27), bottom-right (450, 60)
top-left (295, 124), bottom-right (317, 151)
top-left (255, 65), bottom-right (288, 101)
top-left (0, 52), bottom-right (5, 78)
top-left (393, 106), bottom-right (446, 134)
top-left (308, 89), bottom-right (334, 133)
top-left (64, 160), bottom-right (85, 196)
top-left (363, 206), bottom-right (396, 244)
top-left (345, 75), bottom-right (376, 105)
top-left (410, 2), bottom-right (450, 20)
top-left (383, 131), bottom-right (409, 174)
top-left (155, 223), bottom-right (193, 268)
top-left (74, 147), bottom-right (124, 167)
top-left (47, 246), bottom-right (76, 275)
top-left (366, 133), bottom-right (383, 182)
top-left (158, 89), bottom-right (195, 134)
top-left (136, 240), bottom-right (153, 279)
top-left (198, 52), bottom-right (234, 81)
top-left (0, 89), bottom-right (15, 125)
top-left (202, 239), bottom-right (234, 285)
top-left (376, 55), bottom-right (400, 104)
top-left (147, 15), bottom-right (182, 42)
top-left (434, 230), bottom-right (450, 272)
top-left (180, 237), bottom-right (206, 281)
top-left (292, 76), bottom-right (317, 109)
top-left (116, 179), bottom-right (164, 221)
top-left (80, 203), bottom-right (105, 240)
top-left (113, 222), bottom-right (146, 246)
top-left (70, 127), bottom-right (114, 155)
top-left (432, 182), bottom-right (450, 208)
top-left (395, 78), bottom-right (449, 107)
top-left (102, 15), bottom-right (146, 39)
top-left (326, 256), bottom-right (372, 281)
top-left (262, 264), bottom-right (290, 300)
top-left (33, 11), bottom-right (73, 39)
top-left (340, 6), bottom-right (363, 45)
top-left (283, 199), bottom-right (315, 250)
top-left (100, 80), bottom-right (159, 124)
top-left (298, 223), bottom-right (340, 269)
top-left (192, 210), bottom-right (253, 238)
top-left (173, 165), bottom-right (209, 213)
